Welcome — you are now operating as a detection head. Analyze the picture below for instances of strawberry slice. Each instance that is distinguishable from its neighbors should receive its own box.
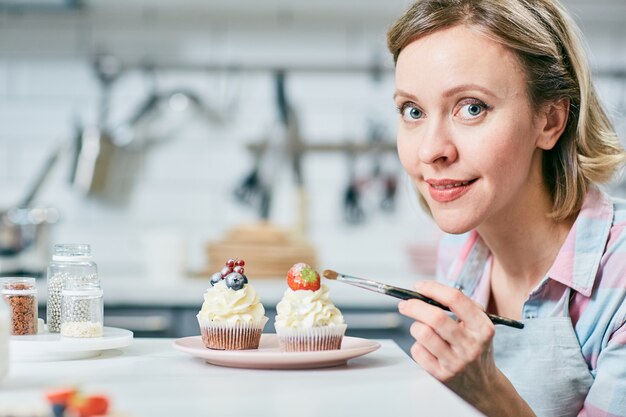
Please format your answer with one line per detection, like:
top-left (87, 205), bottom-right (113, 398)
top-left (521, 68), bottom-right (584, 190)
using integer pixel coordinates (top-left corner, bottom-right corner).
top-left (287, 263), bottom-right (320, 291)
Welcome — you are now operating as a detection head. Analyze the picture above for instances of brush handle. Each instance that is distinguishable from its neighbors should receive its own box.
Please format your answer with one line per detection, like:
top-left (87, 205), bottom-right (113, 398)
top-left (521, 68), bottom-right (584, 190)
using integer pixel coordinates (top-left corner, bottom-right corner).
top-left (387, 288), bottom-right (449, 309)
top-left (388, 287), bottom-right (524, 329)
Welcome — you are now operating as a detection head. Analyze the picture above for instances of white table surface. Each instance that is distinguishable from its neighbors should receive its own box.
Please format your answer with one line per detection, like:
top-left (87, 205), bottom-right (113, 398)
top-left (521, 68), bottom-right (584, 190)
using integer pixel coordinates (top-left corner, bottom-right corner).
top-left (0, 338), bottom-right (483, 417)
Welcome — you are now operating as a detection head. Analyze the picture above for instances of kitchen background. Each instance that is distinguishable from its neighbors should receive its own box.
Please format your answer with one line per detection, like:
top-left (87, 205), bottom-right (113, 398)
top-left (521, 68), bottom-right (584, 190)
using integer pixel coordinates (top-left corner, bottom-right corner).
top-left (0, 0), bottom-right (625, 347)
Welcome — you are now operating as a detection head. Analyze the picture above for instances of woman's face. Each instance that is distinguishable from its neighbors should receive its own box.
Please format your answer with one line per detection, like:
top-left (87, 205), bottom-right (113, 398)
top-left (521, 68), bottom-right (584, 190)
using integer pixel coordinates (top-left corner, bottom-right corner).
top-left (395, 25), bottom-right (547, 234)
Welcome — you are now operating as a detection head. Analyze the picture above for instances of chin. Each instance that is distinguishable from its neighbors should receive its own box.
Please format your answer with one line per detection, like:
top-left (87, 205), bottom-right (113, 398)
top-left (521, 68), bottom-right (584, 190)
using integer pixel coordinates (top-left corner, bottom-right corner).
top-left (437, 223), bottom-right (474, 235)
top-left (430, 209), bottom-right (479, 235)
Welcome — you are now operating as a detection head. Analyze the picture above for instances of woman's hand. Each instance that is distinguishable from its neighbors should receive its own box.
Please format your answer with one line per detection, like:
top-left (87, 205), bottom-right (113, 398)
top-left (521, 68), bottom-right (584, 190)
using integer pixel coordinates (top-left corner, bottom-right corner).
top-left (399, 280), bottom-right (537, 416)
top-left (399, 280), bottom-right (499, 408)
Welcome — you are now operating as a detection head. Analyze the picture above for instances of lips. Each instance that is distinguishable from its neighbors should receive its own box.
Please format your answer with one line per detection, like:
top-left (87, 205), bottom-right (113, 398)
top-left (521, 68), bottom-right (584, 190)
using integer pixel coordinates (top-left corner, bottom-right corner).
top-left (425, 178), bottom-right (477, 203)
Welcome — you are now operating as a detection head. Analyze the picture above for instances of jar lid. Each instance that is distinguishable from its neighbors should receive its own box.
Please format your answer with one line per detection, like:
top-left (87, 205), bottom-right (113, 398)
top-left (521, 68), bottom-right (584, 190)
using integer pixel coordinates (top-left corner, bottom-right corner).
top-left (52, 244), bottom-right (93, 261)
top-left (0, 277), bottom-right (36, 294)
top-left (52, 255), bottom-right (93, 262)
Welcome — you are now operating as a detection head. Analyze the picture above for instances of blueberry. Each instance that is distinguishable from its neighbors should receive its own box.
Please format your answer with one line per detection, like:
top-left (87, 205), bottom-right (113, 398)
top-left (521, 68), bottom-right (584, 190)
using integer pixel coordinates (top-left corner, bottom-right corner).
top-left (242, 274), bottom-right (248, 284)
top-left (225, 272), bottom-right (245, 290)
top-left (210, 272), bottom-right (223, 286)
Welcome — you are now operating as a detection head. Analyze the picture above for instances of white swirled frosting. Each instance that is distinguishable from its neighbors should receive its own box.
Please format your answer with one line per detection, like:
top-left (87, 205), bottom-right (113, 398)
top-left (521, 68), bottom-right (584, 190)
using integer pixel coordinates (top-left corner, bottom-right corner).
top-left (197, 281), bottom-right (266, 324)
top-left (275, 284), bottom-right (344, 328)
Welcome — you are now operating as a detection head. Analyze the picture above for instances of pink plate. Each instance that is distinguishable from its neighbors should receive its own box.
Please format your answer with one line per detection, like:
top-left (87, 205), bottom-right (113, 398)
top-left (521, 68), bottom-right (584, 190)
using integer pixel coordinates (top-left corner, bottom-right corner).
top-left (173, 334), bottom-right (381, 369)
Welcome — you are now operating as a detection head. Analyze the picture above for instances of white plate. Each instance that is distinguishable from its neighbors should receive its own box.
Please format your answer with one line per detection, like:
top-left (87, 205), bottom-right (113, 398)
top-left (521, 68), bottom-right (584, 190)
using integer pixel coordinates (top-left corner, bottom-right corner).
top-left (9, 326), bottom-right (134, 361)
top-left (173, 333), bottom-right (381, 369)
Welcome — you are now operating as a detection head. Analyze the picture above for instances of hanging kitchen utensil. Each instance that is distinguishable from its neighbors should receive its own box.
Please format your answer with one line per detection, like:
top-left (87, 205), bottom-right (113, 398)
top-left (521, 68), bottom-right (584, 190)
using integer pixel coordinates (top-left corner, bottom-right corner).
top-left (366, 121), bottom-right (398, 213)
top-left (366, 119), bottom-right (386, 180)
top-left (234, 150), bottom-right (264, 206)
top-left (70, 56), bottom-right (229, 205)
top-left (234, 116), bottom-right (287, 221)
top-left (233, 71), bottom-right (303, 224)
top-left (69, 53), bottom-right (141, 205)
top-left (0, 143), bottom-right (62, 276)
top-left (114, 87), bottom-right (226, 149)
top-left (380, 173), bottom-right (398, 212)
top-left (274, 71), bottom-right (309, 235)
top-left (17, 142), bottom-right (63, 209)
top-left (70, 125), bottom-right (144, 205)
top-left (343, 150), bottom-right (365, 225)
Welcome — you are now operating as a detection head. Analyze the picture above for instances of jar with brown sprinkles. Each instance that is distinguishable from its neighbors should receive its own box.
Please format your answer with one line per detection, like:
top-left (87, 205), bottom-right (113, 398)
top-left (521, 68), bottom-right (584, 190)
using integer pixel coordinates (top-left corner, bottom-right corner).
top-left (0, 277), bottom-right (38, 335)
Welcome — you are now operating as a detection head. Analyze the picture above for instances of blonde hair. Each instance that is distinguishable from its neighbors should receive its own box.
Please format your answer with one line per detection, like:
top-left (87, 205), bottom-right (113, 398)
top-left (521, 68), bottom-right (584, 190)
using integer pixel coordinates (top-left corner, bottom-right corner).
top-left (388, 0), bottom-right (626, 220)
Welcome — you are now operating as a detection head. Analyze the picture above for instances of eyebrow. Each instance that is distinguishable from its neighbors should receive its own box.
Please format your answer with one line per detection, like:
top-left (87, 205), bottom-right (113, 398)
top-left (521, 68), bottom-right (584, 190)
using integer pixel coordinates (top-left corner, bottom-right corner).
top-left (393, 84), bottom-right (498, 101)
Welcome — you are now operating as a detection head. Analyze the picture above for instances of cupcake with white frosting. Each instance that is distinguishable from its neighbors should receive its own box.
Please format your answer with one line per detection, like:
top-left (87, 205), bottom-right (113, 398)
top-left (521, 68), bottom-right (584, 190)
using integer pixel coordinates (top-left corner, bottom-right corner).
top-left (197, 258), bottom-right (268, 350)
top-left (274, 263), bottom-right (346, 352)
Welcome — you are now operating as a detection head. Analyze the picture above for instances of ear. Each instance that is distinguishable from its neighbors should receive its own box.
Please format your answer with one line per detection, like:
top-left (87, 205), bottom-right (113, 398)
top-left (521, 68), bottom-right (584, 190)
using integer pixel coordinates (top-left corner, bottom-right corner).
top-left (536, 99), bottom-right (570, 150)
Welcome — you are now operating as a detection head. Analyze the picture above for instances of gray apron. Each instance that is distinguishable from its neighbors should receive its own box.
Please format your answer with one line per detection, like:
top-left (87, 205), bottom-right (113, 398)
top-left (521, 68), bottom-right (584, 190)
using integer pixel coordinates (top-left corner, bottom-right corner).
top-left (492, 291), bottom-right (594, 417)
top-left (451, 238), bottom-right (595, 416)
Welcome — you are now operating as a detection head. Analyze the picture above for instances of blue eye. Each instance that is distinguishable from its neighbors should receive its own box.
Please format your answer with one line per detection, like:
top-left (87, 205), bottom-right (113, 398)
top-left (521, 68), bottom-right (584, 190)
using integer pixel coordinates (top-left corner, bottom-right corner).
top-left (458, 101), bottom-right (489, 119)
top-left (400, 104), bottom-right (423, 121)
top-left (467, 104), bottom-right (482, 116)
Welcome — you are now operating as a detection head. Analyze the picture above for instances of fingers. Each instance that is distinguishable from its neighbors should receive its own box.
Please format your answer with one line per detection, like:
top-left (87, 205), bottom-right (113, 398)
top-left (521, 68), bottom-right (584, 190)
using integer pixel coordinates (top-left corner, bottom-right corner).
top-left (410, 321), bottom-right (462, 376)
top-left (401, 300), bottom-right (486, 364)
top-left (402, 280), bottom-right (498, 386)
top-left (399, 280), bottom-right (495, 366)
top-left (410, 342), bottom-right (453, 381)
top-left (413, 280), bottom-right (494, 336)
top-left (399, 298), bottom-right (472, 346)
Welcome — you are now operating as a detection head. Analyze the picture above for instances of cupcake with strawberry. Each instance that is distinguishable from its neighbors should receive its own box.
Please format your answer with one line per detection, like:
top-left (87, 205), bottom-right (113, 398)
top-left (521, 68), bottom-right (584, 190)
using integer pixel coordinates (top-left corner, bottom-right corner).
top-left (274, 262), bottom-right (346, 352)
top-left (197, 258), bottom-right (268, 350)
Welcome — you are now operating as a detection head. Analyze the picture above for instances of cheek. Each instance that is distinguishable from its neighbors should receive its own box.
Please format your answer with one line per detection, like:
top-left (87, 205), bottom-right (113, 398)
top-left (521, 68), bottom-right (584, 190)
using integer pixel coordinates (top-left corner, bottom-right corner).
top-left (476, 129), bottom-right (534, 182)
top-left (396, 129), bottom-right (420, 176)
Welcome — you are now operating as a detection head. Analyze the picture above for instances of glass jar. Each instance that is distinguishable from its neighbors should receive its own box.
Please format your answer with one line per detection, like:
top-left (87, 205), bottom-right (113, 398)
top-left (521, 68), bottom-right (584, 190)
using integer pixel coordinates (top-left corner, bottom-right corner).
top-left (60, 276), bottom-right (103, 338)
top-left (47, 244), bottom-right (98, 333)
top-left (0, 277), bottom-right (38, 335)
top-left (0, 297), bottom-right (9, 380)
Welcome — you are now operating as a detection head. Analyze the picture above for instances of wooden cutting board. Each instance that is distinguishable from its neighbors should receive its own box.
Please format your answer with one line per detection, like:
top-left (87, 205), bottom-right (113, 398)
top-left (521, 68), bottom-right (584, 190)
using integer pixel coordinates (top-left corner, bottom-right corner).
top-left (205, 222), bottom-right (317, 278)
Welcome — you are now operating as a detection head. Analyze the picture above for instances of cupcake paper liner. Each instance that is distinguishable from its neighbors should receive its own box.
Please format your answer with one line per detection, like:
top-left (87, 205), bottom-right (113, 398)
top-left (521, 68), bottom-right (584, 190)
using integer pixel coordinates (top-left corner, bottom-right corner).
top-left (274, 323), bottom-right (347, 352)
top-left (198, 317), bottom-right (268, 350)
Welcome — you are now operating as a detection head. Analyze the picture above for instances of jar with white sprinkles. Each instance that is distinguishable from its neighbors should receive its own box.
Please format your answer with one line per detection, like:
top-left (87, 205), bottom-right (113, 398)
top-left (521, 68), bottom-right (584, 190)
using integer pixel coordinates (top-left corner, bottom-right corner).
top-left (60, 276), bottom-right (103, 338)
top-left (47, 244), bottom-right (98, 333)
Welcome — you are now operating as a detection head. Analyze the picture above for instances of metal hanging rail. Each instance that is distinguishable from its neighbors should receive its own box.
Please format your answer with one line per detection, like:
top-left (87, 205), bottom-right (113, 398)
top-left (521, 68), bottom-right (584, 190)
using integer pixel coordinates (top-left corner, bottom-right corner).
top-left (97, 55), bottom-right (393, 77)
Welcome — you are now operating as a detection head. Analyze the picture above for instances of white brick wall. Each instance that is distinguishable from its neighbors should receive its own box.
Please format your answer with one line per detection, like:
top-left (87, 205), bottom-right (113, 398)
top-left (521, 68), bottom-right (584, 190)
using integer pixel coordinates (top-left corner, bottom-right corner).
top-left (0, 2), bottom-right (624, 281)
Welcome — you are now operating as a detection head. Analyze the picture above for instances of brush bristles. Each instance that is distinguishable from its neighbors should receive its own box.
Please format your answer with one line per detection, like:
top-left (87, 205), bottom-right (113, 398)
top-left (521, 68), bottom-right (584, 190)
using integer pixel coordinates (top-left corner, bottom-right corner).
top-left (322, 269), bottom-right (338, 280)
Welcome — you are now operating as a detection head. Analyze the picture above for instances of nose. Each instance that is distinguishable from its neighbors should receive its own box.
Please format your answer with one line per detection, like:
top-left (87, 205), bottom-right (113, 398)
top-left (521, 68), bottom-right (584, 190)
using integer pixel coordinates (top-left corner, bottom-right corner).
top-left (418, 118), bottom-right (457, 165)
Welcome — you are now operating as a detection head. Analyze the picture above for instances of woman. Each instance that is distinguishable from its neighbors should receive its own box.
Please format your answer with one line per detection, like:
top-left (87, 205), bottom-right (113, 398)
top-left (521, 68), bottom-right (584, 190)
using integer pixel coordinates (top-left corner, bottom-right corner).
top-left (388, 1), bottom-right (626, 416)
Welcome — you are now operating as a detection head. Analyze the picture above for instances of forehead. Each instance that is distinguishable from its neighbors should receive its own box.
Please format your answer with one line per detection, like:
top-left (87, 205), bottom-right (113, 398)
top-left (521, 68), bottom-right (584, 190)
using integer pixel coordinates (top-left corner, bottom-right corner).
top-left (395, 25), bottom-right (527, 99)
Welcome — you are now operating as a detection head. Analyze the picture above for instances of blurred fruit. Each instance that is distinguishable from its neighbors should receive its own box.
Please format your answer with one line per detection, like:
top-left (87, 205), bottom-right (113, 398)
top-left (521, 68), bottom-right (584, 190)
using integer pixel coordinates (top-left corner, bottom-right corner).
top-left (45, 387), bottom-right (110, 417)
top-left (45, 388), bottom-right (77, 405)
top-left (51, 403), bottom-right (66, 417)
top-left (80, 395), bottom-right (109, 417)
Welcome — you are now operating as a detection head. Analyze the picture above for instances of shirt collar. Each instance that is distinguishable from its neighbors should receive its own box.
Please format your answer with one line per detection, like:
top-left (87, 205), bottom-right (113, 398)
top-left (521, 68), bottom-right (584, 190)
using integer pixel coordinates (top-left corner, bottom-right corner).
top-left (545, 187), bottom-right (613, 296)
top-left (447, 187), bottom-right (614, 298)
